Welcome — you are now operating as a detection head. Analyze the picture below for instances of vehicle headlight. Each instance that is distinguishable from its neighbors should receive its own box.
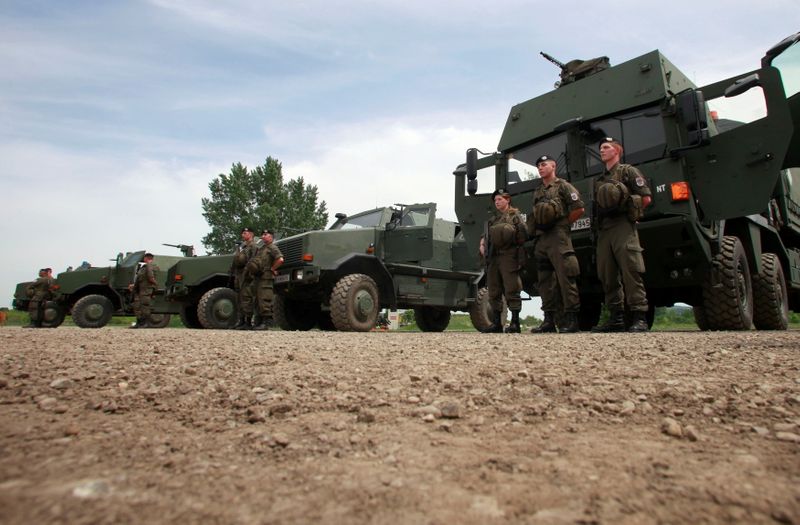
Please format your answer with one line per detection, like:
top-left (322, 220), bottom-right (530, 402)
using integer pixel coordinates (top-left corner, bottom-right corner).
top-left (294, 269), bottom-right (304, 280)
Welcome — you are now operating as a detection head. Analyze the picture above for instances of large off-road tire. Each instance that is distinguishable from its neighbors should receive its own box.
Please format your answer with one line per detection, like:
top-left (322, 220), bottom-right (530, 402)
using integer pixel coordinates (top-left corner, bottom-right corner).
top-left (41, 301), bottom-right (66, 328)
top-left (147, 313), bottom-right (172, 329)
top-left (72, 294), bottom-right (114, 328)
top-left (198, 287), bottom-right (238, 329)
top-left (701, 236), bottom-right (753, 330)
top-left (752, 253), bottom-right (789, 330)
top-left (693, 305), bottom-right (709, 331)
top-left (179, 304), bottom-right (203, 329)
top-left (330, 274), bottom-right (380, 332)
top-left (468, 286), bottom-right (507, 331)
top-left (273, 295), bottom-right (319, 331)
top-left (414, 306), bottom-right (451, 332)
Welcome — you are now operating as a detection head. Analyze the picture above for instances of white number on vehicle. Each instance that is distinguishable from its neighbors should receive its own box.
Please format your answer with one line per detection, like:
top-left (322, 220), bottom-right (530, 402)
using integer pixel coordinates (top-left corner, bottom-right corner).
top-left (571, 217), bottom-right (591, 231)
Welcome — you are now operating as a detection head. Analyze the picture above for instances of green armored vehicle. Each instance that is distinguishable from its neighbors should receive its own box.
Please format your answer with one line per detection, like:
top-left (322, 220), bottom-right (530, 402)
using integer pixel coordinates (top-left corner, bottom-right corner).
top-left (12, 249), bottom-right (189, 328)
top-left (165, 204), bottom-right (493, 331)
top-left (459, 32), bottom-right (800, 330)
top-left (273, 203), bottom-right (489, 331)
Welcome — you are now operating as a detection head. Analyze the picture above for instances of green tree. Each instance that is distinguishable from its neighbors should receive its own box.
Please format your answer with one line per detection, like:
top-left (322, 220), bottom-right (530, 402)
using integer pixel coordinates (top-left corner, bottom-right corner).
top-left (201, 157), bottom-right (328, 253)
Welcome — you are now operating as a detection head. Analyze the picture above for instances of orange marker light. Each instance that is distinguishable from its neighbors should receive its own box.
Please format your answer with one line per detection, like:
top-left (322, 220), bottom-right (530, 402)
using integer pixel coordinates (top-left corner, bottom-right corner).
top-left (175, 274), bottom-right (183, 281)
top-left (671, 181), bottom-right (690, 201)
top-left (302, 253), bottom-right (314, 262)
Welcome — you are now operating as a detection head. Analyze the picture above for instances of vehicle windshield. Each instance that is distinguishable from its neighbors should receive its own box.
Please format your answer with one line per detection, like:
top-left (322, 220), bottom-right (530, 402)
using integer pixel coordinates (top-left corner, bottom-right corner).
top-left (330, 210), bottom-right (386, 230)
top-left (119, 251), bottom-right (144, 268)
top-left (773, 39), bottom-right (800, 98)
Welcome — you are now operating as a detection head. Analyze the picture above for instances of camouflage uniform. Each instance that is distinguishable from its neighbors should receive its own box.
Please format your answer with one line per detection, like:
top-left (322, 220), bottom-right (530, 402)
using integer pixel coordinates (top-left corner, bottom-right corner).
top-left (529, 178), bottom-right (584, 323)
top-left (26, 275), bottom-right (55, 327)
top-left (232, 238), bottom-right (261, 323)
top-left (132, 261), bottom-right (159, 321)
top-left (247, 241), bottom-right (284, 327)
top-left (486, 207), bottom-right (527, 314)
top-left (594, 162), bottom-right (651, 316)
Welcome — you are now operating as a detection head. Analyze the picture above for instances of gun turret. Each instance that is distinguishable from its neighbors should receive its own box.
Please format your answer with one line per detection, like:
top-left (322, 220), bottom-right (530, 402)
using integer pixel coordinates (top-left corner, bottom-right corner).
top-left (163, 243), bottom-right (196, 257)
top-left (540, 52), bottom-right (611, 87)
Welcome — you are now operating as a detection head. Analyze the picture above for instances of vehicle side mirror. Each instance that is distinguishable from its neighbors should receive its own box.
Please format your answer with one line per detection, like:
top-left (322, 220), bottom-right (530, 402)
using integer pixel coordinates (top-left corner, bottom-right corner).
top-left (466, 149), bottom-right (478, 181)
top-left (467, 179), bottom-right (478, 195)
top-left (724, 73), bottom-right (760, 98)
top-left (116, 252), bottom-right (123, 266)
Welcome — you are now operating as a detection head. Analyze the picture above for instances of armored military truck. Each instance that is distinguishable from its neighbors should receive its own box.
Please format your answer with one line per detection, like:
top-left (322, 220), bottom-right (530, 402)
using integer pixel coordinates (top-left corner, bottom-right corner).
top-left (165, 204), bottom-right (494, 331)
top-left (459, 32), bottom-right (800, 331)
top-left (12, 250), bottom-right (188, 328)
top-left (273, 203), bottom-right (490, 331)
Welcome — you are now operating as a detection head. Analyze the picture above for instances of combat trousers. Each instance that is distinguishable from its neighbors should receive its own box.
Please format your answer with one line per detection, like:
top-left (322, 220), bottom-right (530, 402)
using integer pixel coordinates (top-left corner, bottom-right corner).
top-left (238, 277), bottom-right (257, 316)
top-left (28, 300), bottom-right (44, 322)
top-left (487, 250), bottom-right (522, 311)
top-left (534, 226), bottom-right (580, 313)
top-left (256, 277), bottom-right (275, 318)
top-left (596, 218), bottom-right (648, 312)
top-left (133, 288), bottom-right (155, 318)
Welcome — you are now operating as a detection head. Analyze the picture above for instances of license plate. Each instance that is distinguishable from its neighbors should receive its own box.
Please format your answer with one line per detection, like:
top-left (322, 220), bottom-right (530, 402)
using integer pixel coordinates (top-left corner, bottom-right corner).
top-left (571, 217), bottom-right (591, 231)
top-left (275, 274), bottom-right (290, 284)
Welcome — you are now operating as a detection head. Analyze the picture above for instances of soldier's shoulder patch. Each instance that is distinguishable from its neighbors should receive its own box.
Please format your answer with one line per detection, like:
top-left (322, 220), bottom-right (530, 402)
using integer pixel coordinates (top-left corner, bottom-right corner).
top-left (635, 176), bottom-right (645, 187)
top-left (570, 192), bottom-right (579, 201)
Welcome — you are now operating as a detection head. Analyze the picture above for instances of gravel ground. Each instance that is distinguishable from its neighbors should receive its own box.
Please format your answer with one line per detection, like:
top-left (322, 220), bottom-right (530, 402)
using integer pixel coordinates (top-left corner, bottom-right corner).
top-left (1, 327), bottom-right (799, 524)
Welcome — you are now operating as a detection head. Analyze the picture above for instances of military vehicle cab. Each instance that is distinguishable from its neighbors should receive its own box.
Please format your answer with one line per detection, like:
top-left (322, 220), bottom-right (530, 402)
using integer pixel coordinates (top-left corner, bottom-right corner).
top-left (459, 32), bottom-right (800, 330)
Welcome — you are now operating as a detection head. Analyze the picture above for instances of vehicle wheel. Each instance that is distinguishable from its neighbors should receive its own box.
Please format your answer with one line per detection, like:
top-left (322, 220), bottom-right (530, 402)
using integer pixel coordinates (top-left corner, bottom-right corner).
top-left (147, 313), bottom-right (171, 328)
top-left (693, 305), bottom-right (709, 331)
top-left (578, 300), bottom-right (601, 331)
top-left (701, 236), bottom-right (753, 330)
top-left (330, 274), bottom-right (380, 332)
top-left (414, 306), bottom-right (451, 332)
top-left (198, 287), bottom-right (238, 329)
top-left (72, 294), bottom-right (114, 328)
top-left (273, 295), bottom-right (319, 331)
top-left (179, 304), bottom-right (203, 329)
top-left (752, 253), bottom-right (789, 330)
top-left (41, 301), bottom-right (66, 328)
top-left (468, 286), bottom-right (507, 331)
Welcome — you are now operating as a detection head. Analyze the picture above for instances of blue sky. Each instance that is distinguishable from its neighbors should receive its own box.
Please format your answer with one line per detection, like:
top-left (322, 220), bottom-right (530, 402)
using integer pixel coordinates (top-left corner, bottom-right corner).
top-left (1, 1), bottom-right (798, 319)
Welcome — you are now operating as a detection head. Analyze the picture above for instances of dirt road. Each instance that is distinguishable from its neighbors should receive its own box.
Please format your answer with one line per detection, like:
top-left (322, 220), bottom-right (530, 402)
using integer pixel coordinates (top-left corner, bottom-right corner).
top-left (1, 328), bottom-right (798, 524)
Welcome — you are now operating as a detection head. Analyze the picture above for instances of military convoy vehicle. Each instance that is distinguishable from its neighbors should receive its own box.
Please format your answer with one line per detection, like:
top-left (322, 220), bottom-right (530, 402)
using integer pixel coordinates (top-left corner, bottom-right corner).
top-left (12, 250), bottom-right (189, 328)
top-left (458, 32), bottom-right (800, 331)
top-left (272, 203), bottom-right (490, 331)
top-left (164, 204), bottom-right (494, 331)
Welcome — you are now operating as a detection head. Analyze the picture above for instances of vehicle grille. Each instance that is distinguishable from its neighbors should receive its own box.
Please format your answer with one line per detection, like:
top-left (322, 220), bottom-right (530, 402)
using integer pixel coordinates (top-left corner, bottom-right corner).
top-left (277, 237), bottom-right (304, 265)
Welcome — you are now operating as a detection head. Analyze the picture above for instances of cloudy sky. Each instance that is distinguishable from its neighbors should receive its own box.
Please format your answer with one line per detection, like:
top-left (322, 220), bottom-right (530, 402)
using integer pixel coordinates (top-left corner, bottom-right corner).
top-left (1, 1), bottom-right (798, 319)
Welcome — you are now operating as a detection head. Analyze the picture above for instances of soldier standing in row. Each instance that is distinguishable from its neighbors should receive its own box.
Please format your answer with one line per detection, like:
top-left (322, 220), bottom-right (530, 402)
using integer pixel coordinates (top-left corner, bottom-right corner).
top-left (591, 137), bottom-right (652, 332)
top-left (248, 229), bottom-right (285, 331)
top-left (25, 268), bottom-right (55, 328)
top-left (528, 155), bottom-right (585, 333)
top-left (129, 253), bottom-right (159, 329)
top-left (479, 189), bottom-right (527, 333)
top-left (232, 227), bottom-right (261, 330)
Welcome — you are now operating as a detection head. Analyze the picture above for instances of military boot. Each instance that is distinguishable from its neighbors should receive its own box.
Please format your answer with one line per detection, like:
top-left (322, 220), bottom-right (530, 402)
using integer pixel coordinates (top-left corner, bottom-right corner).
top-left (531, 311), bottom-right (557, 333)
top-left (232, 314), bottom-right (247, 330)
top-left (480, 310), bottom-right (504, 333)
top-left (628, 311), bottom-right (649, 332)
top-left (505, 310), bottom-right (521, 333)
top-left (591, 309), bottom-right (626, 332)
top-left (559, 311), bottom-right (580, 333)
top-left (252, 317), bottom-right (273, 331)
top-left (235, 316), bottom-right (252, 330)
top-left (130, 317), bottom-right (148, 329)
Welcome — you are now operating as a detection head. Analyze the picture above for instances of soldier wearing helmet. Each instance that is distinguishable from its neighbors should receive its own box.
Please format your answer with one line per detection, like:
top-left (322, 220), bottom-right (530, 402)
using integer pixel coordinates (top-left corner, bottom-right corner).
top-left (479, 189), bottom-right (527, 333)
top-left (527, 155), bottom-right (585, 333)
top-left (129, 253), bottom-right (159, 329)
top-left (591, 138), bottom-right (652, 332)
